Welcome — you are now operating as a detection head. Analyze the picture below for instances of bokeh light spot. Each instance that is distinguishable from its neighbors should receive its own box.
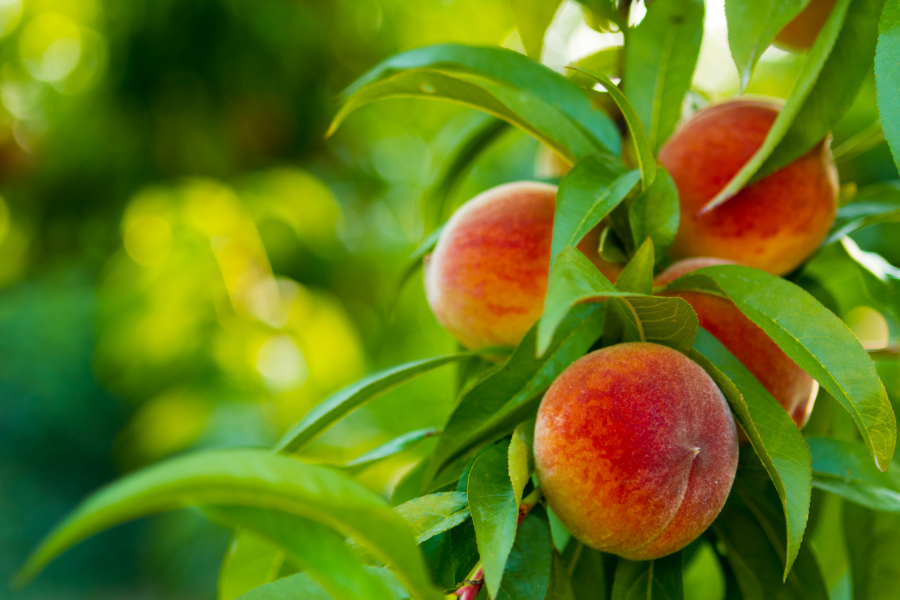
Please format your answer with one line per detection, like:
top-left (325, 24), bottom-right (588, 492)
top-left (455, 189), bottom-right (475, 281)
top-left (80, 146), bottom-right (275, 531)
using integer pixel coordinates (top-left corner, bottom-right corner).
top-left (256, 333), bottom-right (308, 392)
top-left (124, 215), bottom-right (173, 266)
top-left (20, 13), bottom-right (83, 82)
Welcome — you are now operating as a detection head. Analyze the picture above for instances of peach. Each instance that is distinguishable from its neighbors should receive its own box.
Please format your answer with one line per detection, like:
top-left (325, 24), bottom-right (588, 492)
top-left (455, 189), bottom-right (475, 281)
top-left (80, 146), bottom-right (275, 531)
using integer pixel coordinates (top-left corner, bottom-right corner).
top-left (659, 99), bottom-right (838, 275)
top-left (655, 258), bottom-right (819, 433)
top-left (424, 182), bottom-right (622, 350)
top-left (774, 0), bottom-right (838, 51)
top-left (534, 343), bottom-right (738, 560)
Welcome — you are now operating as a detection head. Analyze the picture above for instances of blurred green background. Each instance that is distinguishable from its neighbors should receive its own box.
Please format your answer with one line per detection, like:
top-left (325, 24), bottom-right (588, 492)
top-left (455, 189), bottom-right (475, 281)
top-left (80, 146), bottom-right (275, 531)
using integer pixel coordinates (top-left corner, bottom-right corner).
top-left (0, 0), bottom-right (896, 598)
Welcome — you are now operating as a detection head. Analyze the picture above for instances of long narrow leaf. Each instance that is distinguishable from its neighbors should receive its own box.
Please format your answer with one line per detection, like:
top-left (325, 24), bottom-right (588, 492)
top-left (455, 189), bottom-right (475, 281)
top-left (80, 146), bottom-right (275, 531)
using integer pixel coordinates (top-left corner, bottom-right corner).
top-left (876, 0), bottom-right (900, 173)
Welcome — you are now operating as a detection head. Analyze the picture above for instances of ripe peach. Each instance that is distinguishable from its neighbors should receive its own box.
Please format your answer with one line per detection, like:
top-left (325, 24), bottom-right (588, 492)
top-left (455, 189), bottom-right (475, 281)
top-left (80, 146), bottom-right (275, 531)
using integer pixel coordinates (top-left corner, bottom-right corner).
top-left (659, 99), bottom-right (838, 276)
top-left (424, 182), bottom-right (621, 349)
top-left (534, 343), bottom-right (738, 560)
top-left (774, 0), bottom-right (838, 51)
top-left (656, 258), bottom-right (818, 433)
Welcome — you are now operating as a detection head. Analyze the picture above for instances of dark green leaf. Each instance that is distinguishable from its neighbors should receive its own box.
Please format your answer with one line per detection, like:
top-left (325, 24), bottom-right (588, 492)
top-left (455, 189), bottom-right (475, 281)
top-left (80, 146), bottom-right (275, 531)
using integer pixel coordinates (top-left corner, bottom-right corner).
top-left (546, 551), bottom-right (576, 600)
top-left (876, 0), bottom-right (900, 173)
top-left (509, 420), bottom-right (535, 505)
top-left (712, 479), bottom-right (828, 597)
top-left (342, 44), bottom-right (621, 155)
top-left (237, 569), bottom-right (409, 600)
top-left (496, 509), bottom-right (554, 600)
top-left (665, 264), bottom-right (897, 471)
top-left (702, 0), bottom-right (853, 212)
top-left (429, 302), bottom-right (605, 479)
top-left (205, 506), bottom-right (396, 600)
top-left (276, 351), bottom-right (476, 454)
top-left (844, 501), bottom-right (900, 600)
top-left (468, 442), bottom-right (519, 598)
top-left (612, 237), bottom-right (655, 295)
top-left (511, 0), bottom-right (565, 60)
top-left (15, 450), bottom-right (442, 600)
top-left (344, 428), bottom-right (439, 472)
top-left (551, 154), bottom-right (640, 266)
top-left (219, 531), bottom-right (286, 600)
top-left (758, 0), bottom-right (886, 179)
top-left (395, 492), bottom-right (471, 544)
top-left (724, 0), bottom-right (810, 89)
top-left (569, 544), bottom-right (608, 600)
top-left (625, 0), bottom-right (704, 150)
top-left (628, 168), bottom-right (679, 259)
top-left (808, 437), bottom-right (900, 512)
top-left (611, 552), bottom-right (684, 600)
top-left (825, 182), bottom-right (900, 244)
top-left (330, 69), bottom-right (601, 165)
top-left (691, 329), bottom-right (812, 577)
top-left (568, 68), bottom-right (657, 190)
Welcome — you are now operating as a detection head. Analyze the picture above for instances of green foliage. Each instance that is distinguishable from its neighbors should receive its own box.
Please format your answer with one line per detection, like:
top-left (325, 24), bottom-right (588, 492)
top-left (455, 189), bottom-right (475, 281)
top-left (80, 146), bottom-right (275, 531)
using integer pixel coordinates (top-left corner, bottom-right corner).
top-left (627, 168), bottom-right (680, 260)
top-left (395, 492), bottom-right (471, 543)
top-left (844, 501), bottom-right (900, 599)
top-left (877, 0), bottom-right (900, 172)
top-left (610, 553), bottom-right (684, 600)
top-left (809, 437), bottom-right (900, 511)
top-left (510, 0), bottom-right (565, 60)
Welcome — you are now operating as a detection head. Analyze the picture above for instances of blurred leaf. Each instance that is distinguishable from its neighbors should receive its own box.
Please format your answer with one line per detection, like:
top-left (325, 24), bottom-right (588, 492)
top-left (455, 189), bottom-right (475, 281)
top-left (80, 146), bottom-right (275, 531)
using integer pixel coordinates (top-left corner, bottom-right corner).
top-left (724, 0), bottom-right (809, 89)
top-left (570, 68), bottom-right (658, 190)
top-left (547, 507), bottom-right (572, 553)
top-left (628, 168), bottom-right (679, 259)
top-left (429, 302), bottom-right (605, 480)
top-left (276, 352), bottom-right (478, 454)
top-left (625, 0), bottom-right (704, 150)
top-left (825, 182), bottom-right (900, 244)
top-left (468, 442), bottom-right (519, 598)
top-left (844, 501), bottom-right (900, 599)
top-left (665, 264), bottom-right (897, 471)
top-left (219, 531), bottom-right (285, 600)
top-left (691, 329), bottom-right (812, 578)
top-left (237, 568), bottom-right (409, 600)
top-left (573, 0), bottom-right (622, 31)
top-left (702, 0), bottom-right (852, 213)
top-left (15, 450), bottom-right (442, 600)
top-left (551, 155), bottom-right (640, 267)
top-left (546, 551), bottom-right (576, 600)
top-left (876, 0), bottom-right (900, 173)
top-left (614, 237), bottom-right (655, 295)
top-left (344, 428), bottom-right (439, 472)
top-left (712, 479), bottom-right (828, 596)
top-left (808, 437), bottom-right (900, 512)
top-left (511, 0), bottom-right (565, 60)
top-left (569, 544), bottom-right (608, 600)
top-left (610, 552), bottom-right (683, 600)
top-left (496, 508), bottom-right (553, 600)
top-left (508, 420), bottom-right (535, 506)
top-left (205, 506), bottom-right (396, 600)
top-left (395, 492), bottom-right (470, 545)
top-left (759, 0), bottom-right (886, 178)
top-left (342, 44), bottom-right (621, 155)
top-left (569, 46), bottom-right (622, 84)
top-left (387, 230), bottom-right (444, 319)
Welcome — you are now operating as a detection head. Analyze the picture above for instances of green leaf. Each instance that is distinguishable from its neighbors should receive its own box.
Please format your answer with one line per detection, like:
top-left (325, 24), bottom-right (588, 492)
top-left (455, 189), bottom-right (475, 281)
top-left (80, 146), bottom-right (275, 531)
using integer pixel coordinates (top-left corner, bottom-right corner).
top-left (546, 551), bottom-right (576, 600)
top-left (15, 450), bottom-right (442, 600)
top-left (344, 428), bottom-right (439, 472)
top-left (276, 352), bottom-right (476, 454)
top-left (341, 44), bottom-right (621, 155)
top-left (496, 508), bottom-right (553, 600)
top-left (808, 437), bottom-right (900, 512)
top-left (395, 492), bottom-right (471, 544)
top-left (614, 237), bottom-right (655, 295)
top-left (625, 0), bottom-right (704, 150)
top-left (551, 154), bottom-right (641, 267)
top-left (701, 0), bottom-right (852, 213)
top-left (205, 506), bottom-right (396, 600)
top-left (758, 0), bottom-right (887, 179)
top-left (825, 182), bottom-right (900, 244)
top-left (387, 230), bottom-right (444, 319)
top-left (429, 302), bottom-right (605, 480)
top-left (569, 545), bottom-right (608, 600)
top-left (508, 420), bottom-right (535, 506)
top-left (691, 329), bottom-right (812, 578)
top-left (724, 0), bottom-right (810, 89)
top-left (237, 569), bottom-right (409, 600)
top-left (876, 0), bottom-right (900, 173)
top-left (606, 296), bottom-right (698, 353)
top-left (569, 68), bottom-right (658, 190)
top-left (628, 168), bottom-right (679, 259)
top-left (219, 531), bottom-right (286, 600)
top-left (510, 0), bottom-right (565, 60)
top-left (547, 506), bottom-right (572, 553)
top-left (843, 501), bottom-right (900, 600)
top-left (611, 552), bottom-right (684, 600)
top-left (712, 479), bottom-right (828, 598)
top-left (665, 264), bottom-right (897, 471)
top-left (468, 442), bottom-right (519, 598)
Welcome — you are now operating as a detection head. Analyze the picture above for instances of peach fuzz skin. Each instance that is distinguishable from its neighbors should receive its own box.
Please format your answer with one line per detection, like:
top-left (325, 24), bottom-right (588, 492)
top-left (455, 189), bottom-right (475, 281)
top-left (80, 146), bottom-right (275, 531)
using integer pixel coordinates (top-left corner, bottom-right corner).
top-left (774, 0), bottom-right (838, 51)
top-left (534, 343), bottom-right (738, 560)
top-left (659, 99), bottom-right (838, 276)
top-left (656, 258), bottom-right (818, 434)
top-left (424, 181), bottom-right (622, 350)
